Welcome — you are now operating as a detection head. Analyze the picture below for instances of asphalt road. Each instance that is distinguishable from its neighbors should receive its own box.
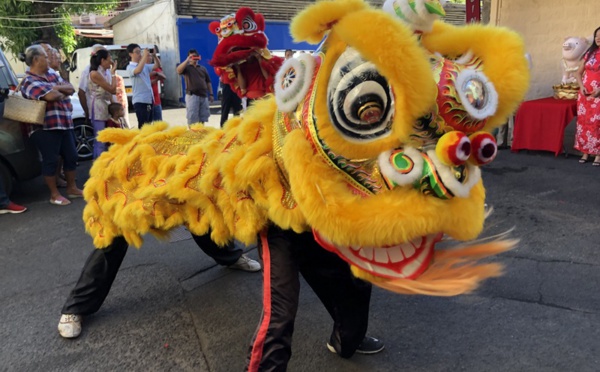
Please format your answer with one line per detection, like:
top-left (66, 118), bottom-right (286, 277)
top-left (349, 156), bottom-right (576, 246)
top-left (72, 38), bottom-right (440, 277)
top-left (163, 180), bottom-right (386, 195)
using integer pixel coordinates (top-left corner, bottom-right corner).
top-left (1, 109), bottom-right (599, 372)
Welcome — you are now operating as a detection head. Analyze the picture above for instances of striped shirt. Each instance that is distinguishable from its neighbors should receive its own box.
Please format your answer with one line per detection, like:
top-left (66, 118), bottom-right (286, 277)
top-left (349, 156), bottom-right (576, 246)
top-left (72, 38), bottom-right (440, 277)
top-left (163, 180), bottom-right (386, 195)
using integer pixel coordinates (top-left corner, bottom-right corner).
top-left (21, 70), bottom-right (73, 135)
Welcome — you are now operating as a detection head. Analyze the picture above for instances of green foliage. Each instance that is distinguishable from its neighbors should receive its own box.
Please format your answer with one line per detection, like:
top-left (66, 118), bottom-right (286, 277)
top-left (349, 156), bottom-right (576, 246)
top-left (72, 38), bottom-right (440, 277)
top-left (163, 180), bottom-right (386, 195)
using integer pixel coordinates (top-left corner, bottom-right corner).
top-left (0, 0), bottom-right (118, 56)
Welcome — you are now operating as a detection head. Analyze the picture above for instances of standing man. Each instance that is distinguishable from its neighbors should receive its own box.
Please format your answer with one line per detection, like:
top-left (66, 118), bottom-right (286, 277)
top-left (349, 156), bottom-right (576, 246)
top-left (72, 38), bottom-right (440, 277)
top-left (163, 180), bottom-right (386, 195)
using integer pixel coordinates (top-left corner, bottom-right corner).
top-left (127, 44), bottom-right (161, 128)
top-left (176, 49), bottom-right (213, 124)
top-left (149, 53), bottom-right (166, 121)
top-left (219, 78), bottom-right (242, 127)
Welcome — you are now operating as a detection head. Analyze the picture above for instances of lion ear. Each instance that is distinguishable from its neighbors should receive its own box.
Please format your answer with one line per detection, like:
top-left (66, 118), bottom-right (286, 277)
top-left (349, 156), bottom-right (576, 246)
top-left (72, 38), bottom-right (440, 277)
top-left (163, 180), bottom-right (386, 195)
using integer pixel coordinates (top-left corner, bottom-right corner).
top-left (255, 13), bottom-right (265, 31)
top-left (290, 0), bottom-right (369, 44)
top-left (235, 7), bottom-right (256, 26)
top-left (209, 21), bottom-right (221, 35)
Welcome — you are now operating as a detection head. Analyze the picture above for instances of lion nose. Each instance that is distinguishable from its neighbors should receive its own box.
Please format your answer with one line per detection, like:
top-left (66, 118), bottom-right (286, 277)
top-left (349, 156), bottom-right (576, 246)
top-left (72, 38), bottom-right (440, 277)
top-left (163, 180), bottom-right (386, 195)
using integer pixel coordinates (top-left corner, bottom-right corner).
top-left (378, 146), bottom-right (482, 199)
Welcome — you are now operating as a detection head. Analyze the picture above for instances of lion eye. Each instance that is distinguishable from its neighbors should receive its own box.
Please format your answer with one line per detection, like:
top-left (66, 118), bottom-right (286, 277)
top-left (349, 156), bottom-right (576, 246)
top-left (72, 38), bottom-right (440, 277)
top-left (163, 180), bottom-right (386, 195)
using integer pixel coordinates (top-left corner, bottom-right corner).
top-left (242, 17), bottom-right (257, 32)
top-left (327, 48), bottom-right (394, 142)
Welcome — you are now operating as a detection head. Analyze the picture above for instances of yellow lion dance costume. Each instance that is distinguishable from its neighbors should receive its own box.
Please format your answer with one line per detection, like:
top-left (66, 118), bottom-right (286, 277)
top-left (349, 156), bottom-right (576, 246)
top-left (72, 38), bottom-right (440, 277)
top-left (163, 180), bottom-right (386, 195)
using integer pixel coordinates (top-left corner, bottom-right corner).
top-left (84, 0), bottom-right (529, 296)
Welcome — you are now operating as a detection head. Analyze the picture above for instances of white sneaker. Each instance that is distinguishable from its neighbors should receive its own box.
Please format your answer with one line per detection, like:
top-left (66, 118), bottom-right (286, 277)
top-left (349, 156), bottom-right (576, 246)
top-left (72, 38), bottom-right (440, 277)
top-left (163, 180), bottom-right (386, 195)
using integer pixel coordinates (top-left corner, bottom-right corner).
top-left (58, 314), bottom-right (82, 338)
top-left (228, 254), bottom-right (261, 272)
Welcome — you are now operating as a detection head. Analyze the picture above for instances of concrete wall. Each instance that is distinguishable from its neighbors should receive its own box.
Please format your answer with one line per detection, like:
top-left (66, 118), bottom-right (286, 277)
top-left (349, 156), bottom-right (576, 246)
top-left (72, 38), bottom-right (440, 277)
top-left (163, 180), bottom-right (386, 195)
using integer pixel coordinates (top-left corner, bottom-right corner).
top-left (112, 0), bottom-right (181, 105)
top-left (491, 0), bottom-right (600, 100)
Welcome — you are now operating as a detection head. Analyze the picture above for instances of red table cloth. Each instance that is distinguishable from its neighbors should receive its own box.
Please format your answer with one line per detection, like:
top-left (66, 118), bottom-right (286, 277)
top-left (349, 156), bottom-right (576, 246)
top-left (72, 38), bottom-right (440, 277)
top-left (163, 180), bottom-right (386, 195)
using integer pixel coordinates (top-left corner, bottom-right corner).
top-left (511, 97), bottom-right (577, 156)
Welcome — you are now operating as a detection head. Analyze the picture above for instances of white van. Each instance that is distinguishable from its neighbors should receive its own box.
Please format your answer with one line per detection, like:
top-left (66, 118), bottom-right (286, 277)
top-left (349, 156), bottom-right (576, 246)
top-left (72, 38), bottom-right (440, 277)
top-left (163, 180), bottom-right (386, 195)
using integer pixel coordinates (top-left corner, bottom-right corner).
top-left (68, 44), bottom-right (160, 99)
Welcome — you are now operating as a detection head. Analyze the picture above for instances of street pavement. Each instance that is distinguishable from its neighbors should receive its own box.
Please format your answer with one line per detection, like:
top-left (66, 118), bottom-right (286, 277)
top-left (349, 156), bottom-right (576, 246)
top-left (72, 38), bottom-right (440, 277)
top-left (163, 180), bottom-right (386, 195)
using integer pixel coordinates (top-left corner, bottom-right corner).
top-left (1, 108), bottom-right (599, 372)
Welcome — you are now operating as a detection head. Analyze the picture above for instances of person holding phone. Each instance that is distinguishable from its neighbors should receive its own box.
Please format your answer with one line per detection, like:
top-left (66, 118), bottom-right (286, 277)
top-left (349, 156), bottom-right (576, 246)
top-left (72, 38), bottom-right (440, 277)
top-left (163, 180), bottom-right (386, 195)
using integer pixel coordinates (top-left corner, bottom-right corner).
top-left (176, 49), bottom-right (213, 124)
top-left (127, 43), bottom-right (161, 128)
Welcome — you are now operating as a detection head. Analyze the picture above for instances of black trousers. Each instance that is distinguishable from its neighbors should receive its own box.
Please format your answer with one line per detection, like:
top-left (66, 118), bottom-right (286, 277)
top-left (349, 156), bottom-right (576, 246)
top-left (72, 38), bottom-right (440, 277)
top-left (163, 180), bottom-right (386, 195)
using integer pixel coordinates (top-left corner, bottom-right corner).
top-left (133, 103), bottom-right (154, 129)
top-left (246, 226), bottom-right (371, 372)
top-left (61, 233), bottom-right (243, 316)
top-left (220, 83), bottom-right (243, 127)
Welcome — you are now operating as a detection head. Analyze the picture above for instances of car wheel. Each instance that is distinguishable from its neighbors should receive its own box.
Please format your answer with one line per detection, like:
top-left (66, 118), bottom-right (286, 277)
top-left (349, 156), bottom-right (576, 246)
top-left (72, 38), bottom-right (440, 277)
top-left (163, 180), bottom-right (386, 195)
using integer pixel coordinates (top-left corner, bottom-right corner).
top-left (0, 161), bottom-right (13, 196)
top-left (74, 118), bottom-right (94, 161)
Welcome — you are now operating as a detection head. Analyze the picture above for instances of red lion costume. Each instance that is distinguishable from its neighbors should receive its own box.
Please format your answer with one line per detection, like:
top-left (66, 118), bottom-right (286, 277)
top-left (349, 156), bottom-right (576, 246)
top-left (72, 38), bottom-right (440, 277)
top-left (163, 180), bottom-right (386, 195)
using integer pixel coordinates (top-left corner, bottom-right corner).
top-left (209, 7), bottom-right (284, 99)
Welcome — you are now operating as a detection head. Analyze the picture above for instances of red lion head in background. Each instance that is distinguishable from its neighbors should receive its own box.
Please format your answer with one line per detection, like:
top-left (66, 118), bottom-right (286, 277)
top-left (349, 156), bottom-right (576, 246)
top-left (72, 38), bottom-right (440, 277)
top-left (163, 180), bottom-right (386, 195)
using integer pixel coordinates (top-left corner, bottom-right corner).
top-left (209, 7), bottom-right (269, 68)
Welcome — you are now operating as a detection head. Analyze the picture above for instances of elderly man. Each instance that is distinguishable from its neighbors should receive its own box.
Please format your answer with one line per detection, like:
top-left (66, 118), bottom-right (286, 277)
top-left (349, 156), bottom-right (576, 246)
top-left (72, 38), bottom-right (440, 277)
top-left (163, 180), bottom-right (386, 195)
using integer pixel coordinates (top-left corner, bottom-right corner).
top-left (20, 45), bottom-right (83, 206)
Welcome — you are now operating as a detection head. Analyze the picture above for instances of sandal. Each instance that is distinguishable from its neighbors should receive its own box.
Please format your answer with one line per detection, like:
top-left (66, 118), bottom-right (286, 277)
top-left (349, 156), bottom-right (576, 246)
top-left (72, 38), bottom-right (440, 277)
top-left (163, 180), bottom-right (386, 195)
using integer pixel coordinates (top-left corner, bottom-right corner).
top-left (49, 196), bottom-right (71, 206)
top-left (593, 162), bottom-right (600, 167)
top-left (579, 155), bottom-right (589, 164)
top-left (66, 188), bottom-right (84, 198)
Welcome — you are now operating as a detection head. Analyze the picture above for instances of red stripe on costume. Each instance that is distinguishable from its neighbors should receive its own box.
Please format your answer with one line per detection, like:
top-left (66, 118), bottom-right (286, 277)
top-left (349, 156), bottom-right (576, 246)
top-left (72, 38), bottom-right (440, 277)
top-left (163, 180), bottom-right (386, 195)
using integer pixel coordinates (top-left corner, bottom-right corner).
top-left (248, 230), bottom-right (272, 372)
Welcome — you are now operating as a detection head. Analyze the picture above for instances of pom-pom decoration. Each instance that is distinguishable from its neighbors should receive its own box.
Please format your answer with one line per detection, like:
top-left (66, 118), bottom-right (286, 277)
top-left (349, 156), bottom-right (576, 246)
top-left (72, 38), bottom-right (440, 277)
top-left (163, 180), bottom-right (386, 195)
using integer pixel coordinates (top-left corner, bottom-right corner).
top-left (468, 131), bottom-right (497, 165)
top-left (274, 54), bottom-right (317, 113)
top-left (435, 131), bottom-right (471, 167)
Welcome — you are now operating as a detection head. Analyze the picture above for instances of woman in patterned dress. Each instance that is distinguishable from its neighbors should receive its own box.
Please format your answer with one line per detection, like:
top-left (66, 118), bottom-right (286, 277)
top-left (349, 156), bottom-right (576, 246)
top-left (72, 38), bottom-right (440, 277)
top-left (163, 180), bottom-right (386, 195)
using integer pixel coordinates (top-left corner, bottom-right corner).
top-left (575, 26), bottom-right (600, 166)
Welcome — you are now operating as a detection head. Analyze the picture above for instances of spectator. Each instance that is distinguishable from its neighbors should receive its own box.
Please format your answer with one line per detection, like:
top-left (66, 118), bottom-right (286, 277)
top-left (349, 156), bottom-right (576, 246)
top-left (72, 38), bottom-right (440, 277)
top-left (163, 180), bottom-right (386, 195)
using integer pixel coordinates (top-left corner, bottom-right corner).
top-left (219, 79), bottom-right (242, 127)
top-left (149, 53), bottom-right (166, 121)
top-left (575, 26), bottom-right (600, 166)
top-left (113, 73), bottom-right (132, 129)
top-left (176, 49), bottom-right (213, 124)
top-left (284, 49), bottom-right (294, 60)
top-left (127, 44), bottom-right (160, 128)
top-left (0, 181), bottom-right (26, 214)
top-left (78, 45), bottom-right (110, 125)
top-left (20, 45), bottom-right (83, 206)
top-left (88, 49), bottom-right (118, 159)
top-left (34, 42), bottom-right (67, 188)
top-left (107, 102), bottom-right (126, 129)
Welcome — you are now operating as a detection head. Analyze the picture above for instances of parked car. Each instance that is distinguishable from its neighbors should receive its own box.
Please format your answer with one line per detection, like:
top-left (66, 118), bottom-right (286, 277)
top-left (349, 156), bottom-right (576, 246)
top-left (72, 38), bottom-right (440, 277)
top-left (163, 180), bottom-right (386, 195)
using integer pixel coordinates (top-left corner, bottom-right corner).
top-left (70, 94), bottom-right (94, 161)
top-left (0, 47), bottom-right (41, 195)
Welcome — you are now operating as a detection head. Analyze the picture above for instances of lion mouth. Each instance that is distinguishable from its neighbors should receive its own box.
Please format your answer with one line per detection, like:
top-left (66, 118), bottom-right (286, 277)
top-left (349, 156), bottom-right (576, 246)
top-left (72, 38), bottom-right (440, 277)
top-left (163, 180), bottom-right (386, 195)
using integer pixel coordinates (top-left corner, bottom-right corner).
top-left (313, 230), bottom-right (443, 280)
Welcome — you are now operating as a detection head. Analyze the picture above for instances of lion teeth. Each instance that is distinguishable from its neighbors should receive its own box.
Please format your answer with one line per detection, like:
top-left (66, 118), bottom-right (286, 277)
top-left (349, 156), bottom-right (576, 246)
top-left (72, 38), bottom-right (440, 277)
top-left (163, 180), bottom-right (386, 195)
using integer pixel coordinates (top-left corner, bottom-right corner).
top-left (387, 247), bottom-right (405, 263)
top-left (359, 247), bottom-right (374, 260)
top-left (401, 244), bottom-right (430, 277)
top-left (374, 248), bottom-right (388, 263)
top-left (401, 244), bottom-right (415, 259)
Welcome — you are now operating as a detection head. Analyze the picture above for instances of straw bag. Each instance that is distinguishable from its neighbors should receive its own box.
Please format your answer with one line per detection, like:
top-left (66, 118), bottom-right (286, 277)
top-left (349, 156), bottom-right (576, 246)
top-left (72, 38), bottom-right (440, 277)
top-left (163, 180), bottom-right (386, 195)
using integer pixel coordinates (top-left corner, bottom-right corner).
top-left (3, 80), bottom-right (47, 125)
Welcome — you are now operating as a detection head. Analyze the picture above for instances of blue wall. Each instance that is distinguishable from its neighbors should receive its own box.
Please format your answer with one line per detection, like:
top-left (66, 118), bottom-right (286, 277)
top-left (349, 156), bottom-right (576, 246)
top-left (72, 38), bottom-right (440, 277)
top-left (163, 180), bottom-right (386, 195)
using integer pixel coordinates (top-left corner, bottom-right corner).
top-left (176, 18), bottom-right (314, 101)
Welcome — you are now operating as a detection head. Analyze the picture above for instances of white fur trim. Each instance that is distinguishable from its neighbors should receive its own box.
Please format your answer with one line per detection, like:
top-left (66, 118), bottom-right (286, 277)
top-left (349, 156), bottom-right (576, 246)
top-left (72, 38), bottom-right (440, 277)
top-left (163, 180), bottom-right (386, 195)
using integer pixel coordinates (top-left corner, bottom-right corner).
top-left (274, 54), bottom-right (316, 113)
top-left (454, 68), bottom-right (499, 120)
top-left (378, 147), bottom-right (424, 186)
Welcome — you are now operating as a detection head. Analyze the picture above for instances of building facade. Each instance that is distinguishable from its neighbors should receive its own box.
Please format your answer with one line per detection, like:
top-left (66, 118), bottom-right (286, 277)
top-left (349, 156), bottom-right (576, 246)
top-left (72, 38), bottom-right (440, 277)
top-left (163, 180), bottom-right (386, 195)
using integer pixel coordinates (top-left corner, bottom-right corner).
top-left (491, 0), bottom-right (600, 100)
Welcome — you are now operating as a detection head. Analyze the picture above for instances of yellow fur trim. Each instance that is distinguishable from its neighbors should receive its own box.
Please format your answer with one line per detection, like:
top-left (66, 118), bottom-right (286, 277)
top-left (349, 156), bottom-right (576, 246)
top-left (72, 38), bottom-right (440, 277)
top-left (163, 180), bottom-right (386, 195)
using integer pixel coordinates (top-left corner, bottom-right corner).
top-left (283, 130), bottom-right (485, 248)
top-left (290, 0), bottom-right (369, 44)
top-left (312, 9), bottom-right (436, 160)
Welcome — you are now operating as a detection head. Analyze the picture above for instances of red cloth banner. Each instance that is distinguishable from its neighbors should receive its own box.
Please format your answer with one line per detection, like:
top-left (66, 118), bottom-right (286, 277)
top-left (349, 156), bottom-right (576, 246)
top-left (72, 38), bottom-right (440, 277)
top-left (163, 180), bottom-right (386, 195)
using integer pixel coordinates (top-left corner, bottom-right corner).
top-left (466, 0), bottom-right (481, 23)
